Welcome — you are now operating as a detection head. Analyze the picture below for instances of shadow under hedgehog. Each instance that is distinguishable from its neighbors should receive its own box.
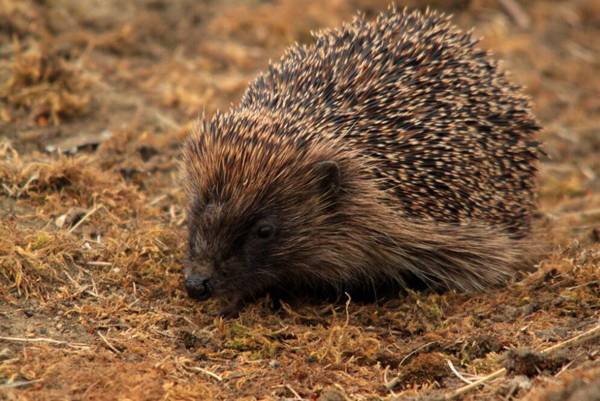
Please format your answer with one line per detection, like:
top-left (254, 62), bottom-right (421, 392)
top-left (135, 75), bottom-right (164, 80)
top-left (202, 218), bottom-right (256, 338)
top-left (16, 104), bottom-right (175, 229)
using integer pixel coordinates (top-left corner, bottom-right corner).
top-left (180, 6), bottom-right (543, 317)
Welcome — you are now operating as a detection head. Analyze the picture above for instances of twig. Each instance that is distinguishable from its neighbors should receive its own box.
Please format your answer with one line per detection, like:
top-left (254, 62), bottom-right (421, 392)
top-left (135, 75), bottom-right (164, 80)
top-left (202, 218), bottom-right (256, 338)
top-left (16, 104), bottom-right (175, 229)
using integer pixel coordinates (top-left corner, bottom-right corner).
top-left (555, 359), bottom-right (576, 377)
top-left (149, 194), bottom-right (167, 206)
top-left (272, 384), bottom-right (304, 400)
top-left (285, 384), bottom-right (303, 400)
top-left (383, 365), bottom-right (397, 397)
top-left (398, 341), bottom-right (437, 368)
top-left (62, 270), bottom-right (91, 300)
top-left (86, 261), bottom-right (112, 267)
top-left (85, 289), bottom-right (102, 299)
top-left (0, 379), bottom-right (43, 389)
top-left (0, 336), bottom-right (89, 349)
top-left (68, 204), bottom-right (103, 233)
top-left (566, 280), bottom-right (599, 291)
top-left (343, 292), bottom-right (351, 327)
top-left (447, 360), bottom-right (475, 385)
top-left (2, 183), bottom-right (15, 196)
top-left (541, 323), bottom-right (600, 355)
top-left (16, 171), bottom-right (39, 198)
top-left (97, 331), bottom-right (121, 354)
top-left (444, 368), bottom-right (507, 400)
top-left (186, 366), bottom-right (223, 382)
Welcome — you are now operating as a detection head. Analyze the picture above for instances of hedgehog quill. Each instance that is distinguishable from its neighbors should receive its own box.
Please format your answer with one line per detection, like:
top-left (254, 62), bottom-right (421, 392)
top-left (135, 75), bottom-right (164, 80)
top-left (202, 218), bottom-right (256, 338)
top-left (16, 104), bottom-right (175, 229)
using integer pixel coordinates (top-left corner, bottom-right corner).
top-left (182, 7), bottom-right (542, 316)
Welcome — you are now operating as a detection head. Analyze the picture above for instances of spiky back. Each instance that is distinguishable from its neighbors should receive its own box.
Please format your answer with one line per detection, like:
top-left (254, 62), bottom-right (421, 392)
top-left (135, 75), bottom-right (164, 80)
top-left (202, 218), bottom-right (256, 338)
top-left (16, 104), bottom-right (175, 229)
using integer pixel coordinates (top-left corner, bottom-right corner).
top-left (238, 7), bottom-right (541, 236)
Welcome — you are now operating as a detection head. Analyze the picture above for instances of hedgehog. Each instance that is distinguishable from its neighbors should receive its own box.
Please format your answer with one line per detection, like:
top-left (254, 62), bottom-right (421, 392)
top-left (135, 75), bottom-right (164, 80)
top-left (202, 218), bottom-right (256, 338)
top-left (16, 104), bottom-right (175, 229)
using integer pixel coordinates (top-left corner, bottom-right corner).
top-left (181, 7), bottom-right (542, 316)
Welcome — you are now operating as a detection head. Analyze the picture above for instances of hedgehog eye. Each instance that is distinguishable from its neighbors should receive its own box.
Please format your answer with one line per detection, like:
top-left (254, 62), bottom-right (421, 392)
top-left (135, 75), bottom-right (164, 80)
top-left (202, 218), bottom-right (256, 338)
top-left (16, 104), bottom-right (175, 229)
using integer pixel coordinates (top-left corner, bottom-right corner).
top-left (248, 217), bottom-right (278, 244)
top-left (256, 223), bottom-right (275, 240)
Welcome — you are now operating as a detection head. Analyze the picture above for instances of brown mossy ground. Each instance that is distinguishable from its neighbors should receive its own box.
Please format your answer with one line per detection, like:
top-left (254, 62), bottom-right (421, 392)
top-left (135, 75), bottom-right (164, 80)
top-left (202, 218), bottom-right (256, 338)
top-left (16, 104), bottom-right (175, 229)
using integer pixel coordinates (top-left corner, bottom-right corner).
top-left (0, 1), bottom-right (599, 400)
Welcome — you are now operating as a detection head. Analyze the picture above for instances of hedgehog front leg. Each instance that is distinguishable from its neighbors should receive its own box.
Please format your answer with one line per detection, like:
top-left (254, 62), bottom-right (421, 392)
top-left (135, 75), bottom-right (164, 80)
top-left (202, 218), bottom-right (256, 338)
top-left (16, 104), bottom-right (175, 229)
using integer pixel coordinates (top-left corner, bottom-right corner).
top-left (218, 296), bottom-right (246, 318)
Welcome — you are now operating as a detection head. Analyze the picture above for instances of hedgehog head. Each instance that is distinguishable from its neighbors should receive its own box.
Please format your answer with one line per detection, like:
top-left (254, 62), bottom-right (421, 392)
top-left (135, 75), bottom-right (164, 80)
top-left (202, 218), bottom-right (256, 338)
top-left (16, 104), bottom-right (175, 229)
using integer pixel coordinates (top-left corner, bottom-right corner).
top-left (182, 111), bottom-right (368, 313)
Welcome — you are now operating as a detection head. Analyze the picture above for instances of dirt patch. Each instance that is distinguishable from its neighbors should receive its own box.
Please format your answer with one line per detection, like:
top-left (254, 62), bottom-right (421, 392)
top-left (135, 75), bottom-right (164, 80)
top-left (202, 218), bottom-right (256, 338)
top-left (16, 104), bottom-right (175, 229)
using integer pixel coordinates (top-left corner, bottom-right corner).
top-left (503, 348), bottom-right (569, 377)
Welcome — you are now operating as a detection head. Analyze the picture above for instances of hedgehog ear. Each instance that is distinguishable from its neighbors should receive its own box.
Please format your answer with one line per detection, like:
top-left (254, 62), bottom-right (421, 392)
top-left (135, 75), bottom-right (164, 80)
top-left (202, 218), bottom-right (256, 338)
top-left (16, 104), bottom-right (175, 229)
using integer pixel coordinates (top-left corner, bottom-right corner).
top-left (314, 160), bottom-right (341, 197)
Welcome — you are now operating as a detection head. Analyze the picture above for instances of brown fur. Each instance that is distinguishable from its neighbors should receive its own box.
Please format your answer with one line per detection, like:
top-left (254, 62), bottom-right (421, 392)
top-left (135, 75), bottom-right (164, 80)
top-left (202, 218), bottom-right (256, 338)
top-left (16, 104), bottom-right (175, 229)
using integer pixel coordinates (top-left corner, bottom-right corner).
top-left (181, 7), bottom-right (542, 314)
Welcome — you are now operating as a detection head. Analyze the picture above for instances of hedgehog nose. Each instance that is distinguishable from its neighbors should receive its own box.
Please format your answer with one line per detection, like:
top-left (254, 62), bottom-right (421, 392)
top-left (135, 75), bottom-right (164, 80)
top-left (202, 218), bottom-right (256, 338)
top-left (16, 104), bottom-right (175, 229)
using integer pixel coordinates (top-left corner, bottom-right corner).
top-left (184, 274), bottom-right (212, 301)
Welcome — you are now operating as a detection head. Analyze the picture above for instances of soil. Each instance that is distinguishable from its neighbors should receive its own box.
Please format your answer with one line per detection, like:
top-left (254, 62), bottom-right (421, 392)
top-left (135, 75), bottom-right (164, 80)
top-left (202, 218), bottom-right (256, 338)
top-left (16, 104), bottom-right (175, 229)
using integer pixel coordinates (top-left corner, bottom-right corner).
top-left (1, 1), bottom-right (599, 400)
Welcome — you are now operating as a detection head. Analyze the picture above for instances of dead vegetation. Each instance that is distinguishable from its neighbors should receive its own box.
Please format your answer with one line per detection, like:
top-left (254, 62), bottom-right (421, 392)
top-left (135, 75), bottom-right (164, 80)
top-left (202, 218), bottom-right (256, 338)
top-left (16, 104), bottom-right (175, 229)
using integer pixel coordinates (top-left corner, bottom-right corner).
top-left (0, 0), bottom-right (599, 400)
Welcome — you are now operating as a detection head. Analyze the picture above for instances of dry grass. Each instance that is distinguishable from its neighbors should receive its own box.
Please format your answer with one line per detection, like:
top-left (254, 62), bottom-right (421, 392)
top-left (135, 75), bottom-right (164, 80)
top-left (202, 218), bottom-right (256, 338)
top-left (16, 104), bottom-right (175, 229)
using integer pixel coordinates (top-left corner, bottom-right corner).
top-left (1, 0), bottom-right (599, 400)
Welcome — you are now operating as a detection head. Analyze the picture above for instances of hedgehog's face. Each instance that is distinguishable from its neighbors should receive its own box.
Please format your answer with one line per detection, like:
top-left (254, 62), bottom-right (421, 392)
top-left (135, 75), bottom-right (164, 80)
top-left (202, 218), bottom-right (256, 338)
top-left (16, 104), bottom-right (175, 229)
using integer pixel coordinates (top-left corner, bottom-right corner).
top-left (183, 150), bottom-right (344, 315)
top-left (184, 202), bottom-right (282, 305)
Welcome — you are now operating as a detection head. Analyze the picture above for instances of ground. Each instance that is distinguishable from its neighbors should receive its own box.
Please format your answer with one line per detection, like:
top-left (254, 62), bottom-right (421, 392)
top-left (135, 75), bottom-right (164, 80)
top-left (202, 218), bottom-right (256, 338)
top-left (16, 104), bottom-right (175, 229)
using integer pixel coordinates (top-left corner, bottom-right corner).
top-left (0, 0), bottom-right (599, 400)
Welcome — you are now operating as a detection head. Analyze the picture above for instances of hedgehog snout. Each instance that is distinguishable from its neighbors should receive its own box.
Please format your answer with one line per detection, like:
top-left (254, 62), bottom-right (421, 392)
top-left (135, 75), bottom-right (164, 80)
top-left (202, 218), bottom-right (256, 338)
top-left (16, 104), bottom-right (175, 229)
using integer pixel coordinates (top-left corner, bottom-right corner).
top-left (184, 272), bottom-right (213, 301)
